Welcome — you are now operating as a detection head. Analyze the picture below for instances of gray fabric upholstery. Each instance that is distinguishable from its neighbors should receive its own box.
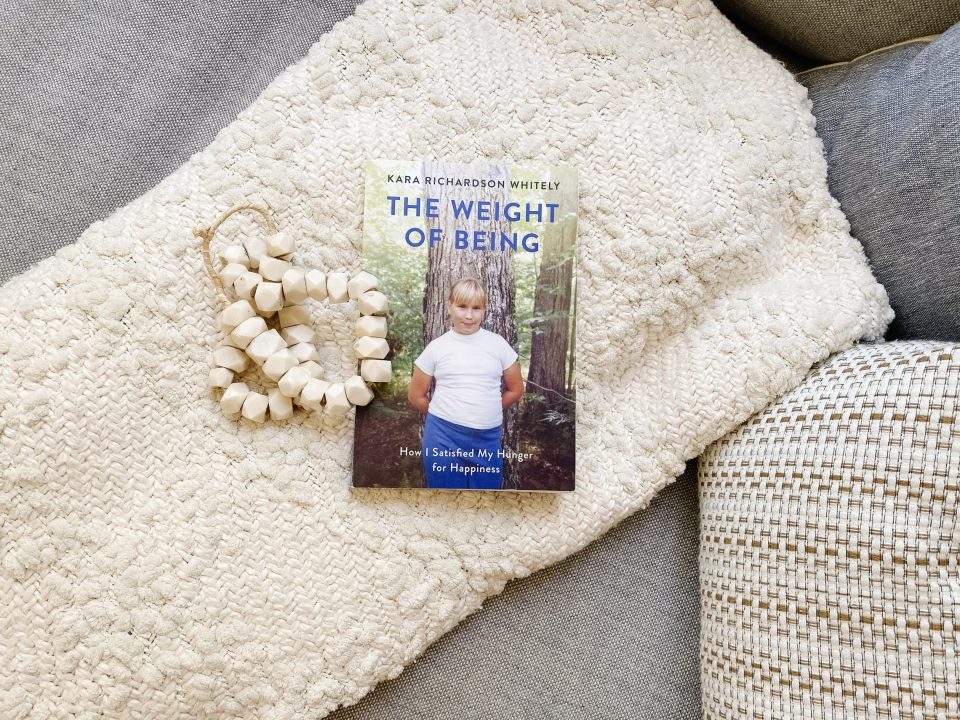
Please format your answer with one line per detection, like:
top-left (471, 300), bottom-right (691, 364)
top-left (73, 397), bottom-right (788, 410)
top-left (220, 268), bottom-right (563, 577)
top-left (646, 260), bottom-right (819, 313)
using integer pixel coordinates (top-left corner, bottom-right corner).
top-left (799, 26), bottom-right (960, 341)
top-left (333, 465), bottom-right (702, 720)
top-left (0, 4), bottom-right (702, 718)
top-left (714, 0), bottom-right (960, 62)
top-left (0, 0), bottom-right (361, 282)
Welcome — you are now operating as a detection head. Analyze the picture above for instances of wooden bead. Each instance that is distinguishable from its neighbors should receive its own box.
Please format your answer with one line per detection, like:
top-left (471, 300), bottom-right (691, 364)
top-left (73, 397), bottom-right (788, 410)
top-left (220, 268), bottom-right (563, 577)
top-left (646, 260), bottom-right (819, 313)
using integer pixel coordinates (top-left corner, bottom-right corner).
top-left (300, 378), bottom-right (331, 411)
top-left (219, 245), bottom-right (249, 268)
top-left (326, 272), bottom-right (349, 303)
top-left (305, 269), bottom-right (327, 301)
top-left (242, 236), bottom-right (267, 269)
top-left (230, 316), bottom-right (268, 349)
top-left (278, 365), bottom-right (311, 399)
top-left (246, 329), bottom-right (287, 365)
top-left (280, 324), bottom-right (314, 345)
top-left (213, 346), bottom-right (249, 373)
top-left (289, 342), bottom-right (321, 363)
top-left (220, 382), bottom-right (249, 414)
top-left (266, 230), bottom-right (296, 257)
top-left (356, 315), bottom-right (387, 338)
top-left (347, 271), bottom-right (377, 299)
top-left (344, 375), bottom-right (374, 406)
top-left (218, 333), bottom-right (243, 349)
top-left (281, 269), bottom-right (308, 305)
top-left (259, 256), bottom-right (291, 282)
top-left (263, 348), bottom-right (298, 382)
top-left (358, 290), bottom-right (388, 316)
top-left (219, 262), bottom-right (247, 288)
top-left (268, 388), bottom-right (294, 420)
top-left (279, 305), bottom-right (311, 328)
top-left (208, 366), bottom-right (234, 389)
top-left (254, 281), bottom-right (284, 312)
top-left (354, 336), bottom-right (389, 359)
top-left (361, 359), bottom-right (392, 383)
top-left (300, 360), bottom-right (324, 379)
top-left (218, 300), bottom-right (256, 333)
top-left (234, 271), bottom-right (261, 301)
top-left (241, 391), bottom-right (269, 423)
top-left (324, 382), bottom-right (351, 415)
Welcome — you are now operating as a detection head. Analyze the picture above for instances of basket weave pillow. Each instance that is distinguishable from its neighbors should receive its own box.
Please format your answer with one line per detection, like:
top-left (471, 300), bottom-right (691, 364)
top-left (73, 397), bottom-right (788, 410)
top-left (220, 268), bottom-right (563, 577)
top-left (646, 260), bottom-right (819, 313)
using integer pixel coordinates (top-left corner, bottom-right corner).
top-left (700, 340), bottom-right (960, 719)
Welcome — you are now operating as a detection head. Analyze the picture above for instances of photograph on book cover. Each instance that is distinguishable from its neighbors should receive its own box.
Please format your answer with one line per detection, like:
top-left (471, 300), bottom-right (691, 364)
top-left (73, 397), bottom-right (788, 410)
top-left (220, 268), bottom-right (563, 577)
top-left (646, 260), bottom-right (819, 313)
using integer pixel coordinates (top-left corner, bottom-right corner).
top-left (352, 159), bottom-right (578, 492)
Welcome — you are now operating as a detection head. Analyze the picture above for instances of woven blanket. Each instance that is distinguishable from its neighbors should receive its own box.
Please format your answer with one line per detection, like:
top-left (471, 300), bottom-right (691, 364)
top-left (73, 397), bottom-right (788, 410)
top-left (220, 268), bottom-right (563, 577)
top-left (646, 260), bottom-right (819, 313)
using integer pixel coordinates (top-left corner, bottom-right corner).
top-left (0, 0), bottom-right (892, 716)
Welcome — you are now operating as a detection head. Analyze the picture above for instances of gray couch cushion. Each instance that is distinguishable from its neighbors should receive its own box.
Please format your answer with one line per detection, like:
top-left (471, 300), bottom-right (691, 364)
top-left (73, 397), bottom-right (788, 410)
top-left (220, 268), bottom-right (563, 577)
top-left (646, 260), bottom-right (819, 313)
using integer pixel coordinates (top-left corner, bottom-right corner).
top-left (0, 1), bottom-right (361, 282)
top-left (715, 0), bottom-right (960, 62)
top-left (799, 26), bottom-right (960, 341)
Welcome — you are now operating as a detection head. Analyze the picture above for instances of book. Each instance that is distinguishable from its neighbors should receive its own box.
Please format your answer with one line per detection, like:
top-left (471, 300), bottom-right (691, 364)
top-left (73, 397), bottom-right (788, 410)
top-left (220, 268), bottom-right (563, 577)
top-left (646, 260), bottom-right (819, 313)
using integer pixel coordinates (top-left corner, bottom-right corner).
top-left (352, 159), bottom-right (578, 492)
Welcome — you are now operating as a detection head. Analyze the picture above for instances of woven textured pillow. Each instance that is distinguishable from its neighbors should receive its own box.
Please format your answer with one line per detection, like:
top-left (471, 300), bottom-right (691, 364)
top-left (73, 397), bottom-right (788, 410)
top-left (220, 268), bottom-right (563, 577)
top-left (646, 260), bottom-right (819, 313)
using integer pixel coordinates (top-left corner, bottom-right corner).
top-left (1, 0), bottom-right (891, 716)
top-left (700, 340), bottom-right (960, 719)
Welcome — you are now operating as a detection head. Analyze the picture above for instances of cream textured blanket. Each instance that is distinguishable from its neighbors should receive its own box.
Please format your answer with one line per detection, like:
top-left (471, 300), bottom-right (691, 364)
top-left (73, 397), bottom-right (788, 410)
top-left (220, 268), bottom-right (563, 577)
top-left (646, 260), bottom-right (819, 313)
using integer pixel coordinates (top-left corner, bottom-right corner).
top-left (0, 0), bottom-right (892, 716)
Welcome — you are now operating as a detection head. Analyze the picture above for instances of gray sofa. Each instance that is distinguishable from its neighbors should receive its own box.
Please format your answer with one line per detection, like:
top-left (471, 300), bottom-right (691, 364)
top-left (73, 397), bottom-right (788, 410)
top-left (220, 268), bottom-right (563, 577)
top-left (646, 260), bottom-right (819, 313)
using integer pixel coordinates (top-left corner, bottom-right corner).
top-left (1, 2), bottom-right (957, 717)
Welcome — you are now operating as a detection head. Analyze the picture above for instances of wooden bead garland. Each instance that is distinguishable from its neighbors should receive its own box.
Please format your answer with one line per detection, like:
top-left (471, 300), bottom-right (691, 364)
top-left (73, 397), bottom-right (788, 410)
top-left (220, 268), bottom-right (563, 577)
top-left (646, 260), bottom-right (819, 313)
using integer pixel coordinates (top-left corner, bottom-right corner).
top-left (195, 204), bottom-right (392, 422)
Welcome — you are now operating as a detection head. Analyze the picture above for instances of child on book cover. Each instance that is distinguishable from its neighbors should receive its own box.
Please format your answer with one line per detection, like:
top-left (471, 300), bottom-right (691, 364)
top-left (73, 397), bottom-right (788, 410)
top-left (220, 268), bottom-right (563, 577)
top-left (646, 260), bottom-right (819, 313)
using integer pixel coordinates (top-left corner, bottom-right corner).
top-left (407, 278), bottom-right (525, 490)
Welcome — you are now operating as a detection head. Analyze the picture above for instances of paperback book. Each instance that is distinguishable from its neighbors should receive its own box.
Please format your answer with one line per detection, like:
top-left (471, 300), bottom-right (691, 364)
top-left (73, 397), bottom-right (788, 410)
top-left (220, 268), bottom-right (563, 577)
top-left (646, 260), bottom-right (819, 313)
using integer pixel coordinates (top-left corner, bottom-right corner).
top-left (352, 159), bottom-right (578, 492)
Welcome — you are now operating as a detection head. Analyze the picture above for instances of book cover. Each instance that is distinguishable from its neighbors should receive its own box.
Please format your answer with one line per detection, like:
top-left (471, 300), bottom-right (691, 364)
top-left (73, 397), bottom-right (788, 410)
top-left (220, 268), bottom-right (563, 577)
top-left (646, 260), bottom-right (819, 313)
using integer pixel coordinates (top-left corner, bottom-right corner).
top-left (352, 159), bottom-right (578, 492)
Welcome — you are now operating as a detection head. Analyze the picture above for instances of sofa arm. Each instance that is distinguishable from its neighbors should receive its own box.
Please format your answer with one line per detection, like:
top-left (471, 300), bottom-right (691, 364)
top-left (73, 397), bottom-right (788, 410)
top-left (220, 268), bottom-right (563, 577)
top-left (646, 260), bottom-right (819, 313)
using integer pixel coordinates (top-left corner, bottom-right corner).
top-left (699, 340), bottom-right (959, 719)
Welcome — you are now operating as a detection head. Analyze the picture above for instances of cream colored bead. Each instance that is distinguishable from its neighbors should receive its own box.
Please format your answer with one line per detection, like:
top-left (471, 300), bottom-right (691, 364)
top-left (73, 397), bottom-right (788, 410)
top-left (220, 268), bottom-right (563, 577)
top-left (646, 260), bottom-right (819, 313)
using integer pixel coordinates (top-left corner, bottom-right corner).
top-left (356, 315), bottom-right (388, 338)
top-left (219, 244), bottom-right (249, 268)
top-left (324, 382), bottom-right (351, 415)
top-left (267, 230), bottom-right (296, 257)
top-left (254, 281), bottom-right (284, 312)
top-left (300, 360), bottom-right (324, 379)
top-left (279, 304), bottom-right (311, 328)
top-left (344, 375), bottom-right (374, 406)
top-left (278, 365), bottom-right (311, 399)
top-left (219, 262), bottom-right (247, 288)
top-left (218, 333), bottom-right (243, 349)
top-left (220, 382), bottom-right (249, 414)
top-left (267, 388), bottom-right (293, 420)
top-left (354, 336), bottom-right (390, 359)
top-left (234, 271), bottom-right (261, 301)
top-left (259, 256), bottom-right (291, 282)
top-left (326, 272), bottom-right (349, 303)
top-left (289, 342), bottom-right (321, 363)
top-left (347, 271), bottom-right (378, 299)
top-left (281, 269), bottom-right (308, 305)
top-left (246, 329), bottom-right (287, 365)
top-left (218, 299), bottom-right (256, 333)
top-left (242, 236), bottom-right (267, 269)
top-left (281, 324), bottom-right (314, 345)
top-left (208, 366), bottom-right (234, 389)
top-left (361, 359), bottom-right (392, 383)
top-left (241, 391), bottom-right (269, 423)
top-left (358, 290), bottom-right (388, 316)
top-left (263, 348), bottom-right (299, 382)
top-left (305, 269), bottom-right (327, 301)
top-left (213, 346), bottom-right (249, 372)
top-left (300, 378), bottom-right (331, 411)
top-left (230, 315), bottom-right (268, 349)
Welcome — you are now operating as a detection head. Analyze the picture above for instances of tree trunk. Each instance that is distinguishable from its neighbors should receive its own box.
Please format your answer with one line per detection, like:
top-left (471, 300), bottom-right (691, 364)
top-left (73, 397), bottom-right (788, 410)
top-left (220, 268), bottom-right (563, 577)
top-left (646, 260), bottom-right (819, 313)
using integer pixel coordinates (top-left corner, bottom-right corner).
top-left (420, 161), bottom-right (520, 488)
top-left (527, 173), bottom-right (575, 410)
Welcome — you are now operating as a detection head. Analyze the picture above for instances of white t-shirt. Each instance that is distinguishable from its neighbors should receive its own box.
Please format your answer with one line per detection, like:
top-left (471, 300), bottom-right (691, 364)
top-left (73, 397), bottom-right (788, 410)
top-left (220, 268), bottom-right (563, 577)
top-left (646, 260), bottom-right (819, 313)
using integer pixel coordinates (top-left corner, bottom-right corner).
top-left (414, 328), bottom-right (518, 430)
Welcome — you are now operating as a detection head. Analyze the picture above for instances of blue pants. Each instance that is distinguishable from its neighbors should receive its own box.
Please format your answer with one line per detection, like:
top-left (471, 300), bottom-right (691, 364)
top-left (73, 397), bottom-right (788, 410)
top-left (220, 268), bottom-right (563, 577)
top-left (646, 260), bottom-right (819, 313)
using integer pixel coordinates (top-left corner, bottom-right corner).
top-left (422, 413), bottom-right (503, 490)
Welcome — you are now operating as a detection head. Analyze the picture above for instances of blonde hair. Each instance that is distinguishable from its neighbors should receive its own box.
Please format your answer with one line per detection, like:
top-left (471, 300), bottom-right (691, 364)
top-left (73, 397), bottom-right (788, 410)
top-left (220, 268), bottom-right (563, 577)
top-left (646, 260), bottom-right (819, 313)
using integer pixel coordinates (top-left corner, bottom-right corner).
top-left (448, 278), bottom-right (486, 307)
